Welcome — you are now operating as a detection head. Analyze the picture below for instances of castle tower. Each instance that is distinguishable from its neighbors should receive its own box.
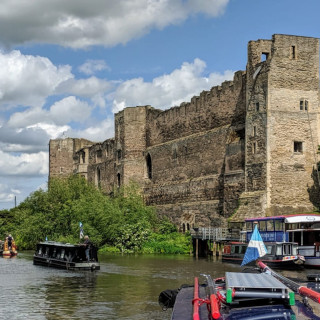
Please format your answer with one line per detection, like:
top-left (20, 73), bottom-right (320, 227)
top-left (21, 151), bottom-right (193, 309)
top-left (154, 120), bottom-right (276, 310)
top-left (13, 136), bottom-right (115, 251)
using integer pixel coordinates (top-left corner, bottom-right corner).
top-left (114, 106), bottom-right (149, 188)
top-left (237, 34), bottom-right (320, 219)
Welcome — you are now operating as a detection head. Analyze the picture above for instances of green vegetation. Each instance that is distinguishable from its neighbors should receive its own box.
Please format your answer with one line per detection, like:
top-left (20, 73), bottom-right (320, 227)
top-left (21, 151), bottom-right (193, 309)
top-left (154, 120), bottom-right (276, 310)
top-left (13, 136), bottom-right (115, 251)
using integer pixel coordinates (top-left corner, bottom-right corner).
top-left (0, 175), bottom-right (191, 254)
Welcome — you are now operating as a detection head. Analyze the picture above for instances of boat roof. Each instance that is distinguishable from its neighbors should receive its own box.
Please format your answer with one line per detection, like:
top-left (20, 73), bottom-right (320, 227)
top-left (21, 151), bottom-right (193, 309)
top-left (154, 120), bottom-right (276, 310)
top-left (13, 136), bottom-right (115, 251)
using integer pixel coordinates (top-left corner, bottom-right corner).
top-left (37, 241), bottom-right (80, 248)
top-left (245, 213), bottom-right (320, 223)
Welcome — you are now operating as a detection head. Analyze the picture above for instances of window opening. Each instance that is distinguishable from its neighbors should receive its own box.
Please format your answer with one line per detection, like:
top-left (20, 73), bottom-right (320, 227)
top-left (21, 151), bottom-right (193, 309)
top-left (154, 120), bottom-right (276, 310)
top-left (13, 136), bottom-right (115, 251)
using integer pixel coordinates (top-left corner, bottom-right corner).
top-left (117, 173), bottom-right (121, 188)
top-left (117, 150), bottom-right (122, 161)
top-left (255, 102), bottom-right (260, 112)
top-left (253, 142), bottom-right (257, 154)
top-left (261, 52), bottom-right (269, 62)
top-left (253, 126), bottom-right (257, 137)
top-left (97, 168), bottom-right (101, 188)
top-left (292, 46), bottom-right (296, 59)
top-left (294, 141), bottom-right (303, 153)
top-left (146, 153), bottom-right (152, 179)
top-left (300, 100), bottom-right (304, 110)
top-left (182, 223), bottom-right (185, 233)
top-left (187, 223), bottom-right (190, 231)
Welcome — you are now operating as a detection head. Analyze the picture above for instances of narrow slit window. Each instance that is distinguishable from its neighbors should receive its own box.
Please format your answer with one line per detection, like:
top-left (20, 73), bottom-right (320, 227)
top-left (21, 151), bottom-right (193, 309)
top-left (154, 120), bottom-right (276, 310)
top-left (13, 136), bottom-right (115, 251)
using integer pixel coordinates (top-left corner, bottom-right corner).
top-left (305, 100), bottom-right (308, 111)
top-left (300, 100), bottom-right (304, 110)
top-left (253, 126), bottom-right (257, 137)
top-left (292, 46), bottom-right (296, 59)
top-left (253, 142), bottom-right (257, 154)
top-left (255, 102), bottom-right (260, 112)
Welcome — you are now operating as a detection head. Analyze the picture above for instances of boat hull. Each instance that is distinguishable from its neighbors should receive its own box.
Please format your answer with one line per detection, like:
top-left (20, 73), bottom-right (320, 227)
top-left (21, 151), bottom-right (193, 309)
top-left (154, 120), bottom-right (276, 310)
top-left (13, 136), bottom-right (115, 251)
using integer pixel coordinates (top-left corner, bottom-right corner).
top-left (33, 255), bottom-right (100, 271)
top-left (222, 255), bottom-right (304, 269)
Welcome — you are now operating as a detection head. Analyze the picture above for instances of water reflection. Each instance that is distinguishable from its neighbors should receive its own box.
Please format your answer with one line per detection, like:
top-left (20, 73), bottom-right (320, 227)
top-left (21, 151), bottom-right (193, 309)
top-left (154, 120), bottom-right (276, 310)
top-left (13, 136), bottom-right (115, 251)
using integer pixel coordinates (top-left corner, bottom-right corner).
top-left (0, 252), bottom-right (319, 319)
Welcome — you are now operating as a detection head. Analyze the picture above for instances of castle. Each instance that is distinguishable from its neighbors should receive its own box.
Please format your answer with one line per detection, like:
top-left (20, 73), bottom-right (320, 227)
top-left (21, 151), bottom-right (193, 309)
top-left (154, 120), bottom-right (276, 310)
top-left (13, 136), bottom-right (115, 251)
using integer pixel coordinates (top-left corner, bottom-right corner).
top-left (49, 34), bottom-right (320, 231)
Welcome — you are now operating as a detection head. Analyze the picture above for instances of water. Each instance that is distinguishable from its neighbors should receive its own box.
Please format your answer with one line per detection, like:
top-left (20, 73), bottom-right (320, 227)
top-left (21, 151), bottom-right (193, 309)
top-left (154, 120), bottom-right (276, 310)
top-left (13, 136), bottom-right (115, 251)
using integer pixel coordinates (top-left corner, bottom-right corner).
top-left (0, 252), bottom-right (319, 319)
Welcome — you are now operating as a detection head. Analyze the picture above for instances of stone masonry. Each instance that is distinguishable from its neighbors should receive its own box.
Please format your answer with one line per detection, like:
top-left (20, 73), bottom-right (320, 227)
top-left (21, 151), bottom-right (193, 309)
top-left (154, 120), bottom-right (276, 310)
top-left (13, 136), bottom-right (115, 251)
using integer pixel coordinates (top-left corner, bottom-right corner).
top-left (49, 34), bottom-right (320, 230)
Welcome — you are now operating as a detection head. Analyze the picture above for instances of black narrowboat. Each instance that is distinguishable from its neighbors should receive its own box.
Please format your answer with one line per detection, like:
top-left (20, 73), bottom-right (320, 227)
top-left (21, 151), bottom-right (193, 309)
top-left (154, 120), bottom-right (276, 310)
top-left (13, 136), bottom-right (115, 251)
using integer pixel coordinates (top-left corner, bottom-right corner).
top-left (33, 241), bottom-right (100, 271)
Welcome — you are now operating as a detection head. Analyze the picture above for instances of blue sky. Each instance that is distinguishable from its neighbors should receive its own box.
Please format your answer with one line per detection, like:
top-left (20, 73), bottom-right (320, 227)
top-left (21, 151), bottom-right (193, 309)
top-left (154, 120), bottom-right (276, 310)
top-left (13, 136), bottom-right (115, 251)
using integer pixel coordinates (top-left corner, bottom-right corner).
top-left (1, 0), bottom-right (320, 209)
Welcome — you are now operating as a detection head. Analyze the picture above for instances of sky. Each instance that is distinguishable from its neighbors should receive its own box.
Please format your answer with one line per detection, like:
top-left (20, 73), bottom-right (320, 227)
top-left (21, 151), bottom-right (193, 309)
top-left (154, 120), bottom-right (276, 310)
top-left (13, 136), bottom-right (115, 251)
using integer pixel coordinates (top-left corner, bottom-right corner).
top-left (1, 0), bottom-right (320, 209)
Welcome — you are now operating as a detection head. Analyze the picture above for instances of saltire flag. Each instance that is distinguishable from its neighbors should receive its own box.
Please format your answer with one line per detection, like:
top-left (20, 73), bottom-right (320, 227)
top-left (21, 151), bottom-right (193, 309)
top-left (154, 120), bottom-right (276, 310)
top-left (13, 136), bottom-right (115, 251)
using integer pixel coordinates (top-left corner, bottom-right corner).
top-left (79, 222), bottom-right (84, 239)
top-left (241, 225), bottom-right (267, 266)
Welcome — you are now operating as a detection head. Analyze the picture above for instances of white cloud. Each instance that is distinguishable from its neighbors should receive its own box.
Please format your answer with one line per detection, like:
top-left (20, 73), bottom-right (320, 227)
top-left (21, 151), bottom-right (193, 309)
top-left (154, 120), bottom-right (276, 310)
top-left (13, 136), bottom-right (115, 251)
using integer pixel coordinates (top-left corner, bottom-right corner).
top-left (78, 59), bottom-right (110, 75)
top-left (0, 150), bottom-right (48, 176)
top-left (0, 0), bottom-right (229, 49)
top-left (0, 50), bottom-right (73, 108)
top-left (112, 58), bottom-right (234, 112)
top-left (65, 117), bottom-right (114, 142)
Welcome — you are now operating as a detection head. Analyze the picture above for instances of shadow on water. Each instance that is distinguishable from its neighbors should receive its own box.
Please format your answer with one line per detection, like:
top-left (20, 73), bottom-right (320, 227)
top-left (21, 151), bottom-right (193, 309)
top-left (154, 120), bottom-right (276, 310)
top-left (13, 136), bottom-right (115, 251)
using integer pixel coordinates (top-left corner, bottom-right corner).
top-left (1, 252), bottom-right (320, 319)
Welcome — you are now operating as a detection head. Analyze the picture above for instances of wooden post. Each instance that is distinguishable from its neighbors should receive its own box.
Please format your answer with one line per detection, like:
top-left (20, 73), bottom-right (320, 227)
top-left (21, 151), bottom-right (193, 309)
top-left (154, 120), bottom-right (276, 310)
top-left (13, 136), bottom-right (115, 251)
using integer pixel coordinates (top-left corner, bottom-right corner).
top-left (196, 238), bottom-right (198, 259)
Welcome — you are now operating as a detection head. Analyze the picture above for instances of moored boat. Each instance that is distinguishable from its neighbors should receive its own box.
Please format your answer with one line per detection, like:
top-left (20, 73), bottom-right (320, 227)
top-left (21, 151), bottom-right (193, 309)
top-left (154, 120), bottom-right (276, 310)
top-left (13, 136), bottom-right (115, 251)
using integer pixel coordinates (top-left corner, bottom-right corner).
top-left (33, 241), bottom-right (100, 271)
top-left (222, 241), bottom-right (305, 269)
top-left (245, 214), bottom-right (320, 268)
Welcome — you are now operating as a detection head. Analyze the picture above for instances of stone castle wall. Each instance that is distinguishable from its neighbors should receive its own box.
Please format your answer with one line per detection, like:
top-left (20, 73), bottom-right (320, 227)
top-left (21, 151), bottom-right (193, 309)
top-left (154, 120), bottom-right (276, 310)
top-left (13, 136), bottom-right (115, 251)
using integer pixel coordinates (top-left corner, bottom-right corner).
top-left (49, 34), bottom-right (320, 229)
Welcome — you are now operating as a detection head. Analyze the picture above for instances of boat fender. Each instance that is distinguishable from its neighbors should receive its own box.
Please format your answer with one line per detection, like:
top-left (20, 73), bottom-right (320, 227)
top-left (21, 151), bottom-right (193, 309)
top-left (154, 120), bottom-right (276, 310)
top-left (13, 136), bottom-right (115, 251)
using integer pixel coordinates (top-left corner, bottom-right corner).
top-left (91, 264), bottom-right (96, 271)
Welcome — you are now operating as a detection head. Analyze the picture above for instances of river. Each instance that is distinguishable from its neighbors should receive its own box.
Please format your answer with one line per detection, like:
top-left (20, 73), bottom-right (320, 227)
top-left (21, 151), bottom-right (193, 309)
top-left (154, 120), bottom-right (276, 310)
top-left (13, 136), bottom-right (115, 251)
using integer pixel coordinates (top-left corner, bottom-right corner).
top-left (0, 252), bottom-right (319, 319)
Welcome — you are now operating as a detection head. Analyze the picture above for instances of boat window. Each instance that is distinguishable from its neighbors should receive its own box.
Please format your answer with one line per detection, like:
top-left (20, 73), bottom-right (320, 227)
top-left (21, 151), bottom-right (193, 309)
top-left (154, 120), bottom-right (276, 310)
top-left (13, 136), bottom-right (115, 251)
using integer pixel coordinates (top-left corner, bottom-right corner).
top-left (259, 221), bottom-right (267, 231)
top-left (60, 249), bottom-right (65, 259)
top-left (232, 246), bottom-right (240, 254)
top-left (274, 220), bottom-right (283, 231)
top-left (292, 245), bottom-right (298, 255)
top-left (38, 246), bottom-right (43, 255)
top-left (266, 245), bottom-right (274, 255)
top-left (45, 247), bottom-right (50, 256)
top-left (246, 222), bottom-right (252, 231)
top-left (287, 223), bottom-right (298, 230)
top-left (276, 245), bottom-right (282, 256)
top-left (241, 246), bottom-right (247, 254)
top-left (283, 244), bottom-right (292, 255)
top-left (266, 220), bottom-right (274, 231)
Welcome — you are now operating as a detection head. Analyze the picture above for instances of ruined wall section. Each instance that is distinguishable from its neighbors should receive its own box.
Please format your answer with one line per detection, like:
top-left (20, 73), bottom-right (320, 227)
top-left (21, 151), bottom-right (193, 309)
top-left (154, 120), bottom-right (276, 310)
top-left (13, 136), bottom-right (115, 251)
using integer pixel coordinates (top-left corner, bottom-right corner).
top-left (86, 139), bottom-right (115, 194)
top-left (144, 72), bottom-right (247, 228)
top-left (245, 39), bottom-right (272, 194)
top-left (49, 138), bottom-right (95, 180)
top-left (147, 71), bottom-right (246, 147)
top-left (267, 35), bottom-right (320, 214)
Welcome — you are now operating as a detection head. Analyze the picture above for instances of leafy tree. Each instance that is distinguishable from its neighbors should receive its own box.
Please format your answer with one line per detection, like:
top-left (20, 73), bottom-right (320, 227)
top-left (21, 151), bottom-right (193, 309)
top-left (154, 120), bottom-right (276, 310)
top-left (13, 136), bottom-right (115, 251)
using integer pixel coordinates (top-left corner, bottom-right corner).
top-left (0, 175), bottom-right (190, 254)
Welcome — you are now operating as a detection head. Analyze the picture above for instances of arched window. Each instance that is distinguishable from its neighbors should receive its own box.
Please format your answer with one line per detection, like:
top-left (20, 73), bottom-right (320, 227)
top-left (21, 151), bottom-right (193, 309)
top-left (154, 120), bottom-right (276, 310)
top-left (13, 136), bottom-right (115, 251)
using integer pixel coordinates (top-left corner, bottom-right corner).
top-left (146, 153), bottom-right (152, 179)
top-left (182, 223), bottom-right (186, 233)
top-left (187, 223), bottom-right (190, 231)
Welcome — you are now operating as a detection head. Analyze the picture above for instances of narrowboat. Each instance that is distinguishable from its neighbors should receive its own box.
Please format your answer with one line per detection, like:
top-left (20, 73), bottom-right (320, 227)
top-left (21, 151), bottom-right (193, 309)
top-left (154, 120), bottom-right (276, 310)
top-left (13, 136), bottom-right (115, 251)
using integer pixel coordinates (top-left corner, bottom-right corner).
top-left (222, 241), bottom-right (305, 268)
top-left (33, 241), bottom-right (100, 271)
top-left (245, 214), bottom-right (320, 268)
top-left (159, 262), bottom-right (320, 320)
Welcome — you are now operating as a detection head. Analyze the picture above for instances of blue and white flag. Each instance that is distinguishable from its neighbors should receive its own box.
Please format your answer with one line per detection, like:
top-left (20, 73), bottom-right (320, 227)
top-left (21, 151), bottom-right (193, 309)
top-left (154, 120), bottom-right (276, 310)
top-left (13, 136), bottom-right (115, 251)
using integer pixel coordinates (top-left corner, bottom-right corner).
top-left (79, 222), bottom-right (84, 239)
top-left (241, 225), bottom-right (267, 266)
